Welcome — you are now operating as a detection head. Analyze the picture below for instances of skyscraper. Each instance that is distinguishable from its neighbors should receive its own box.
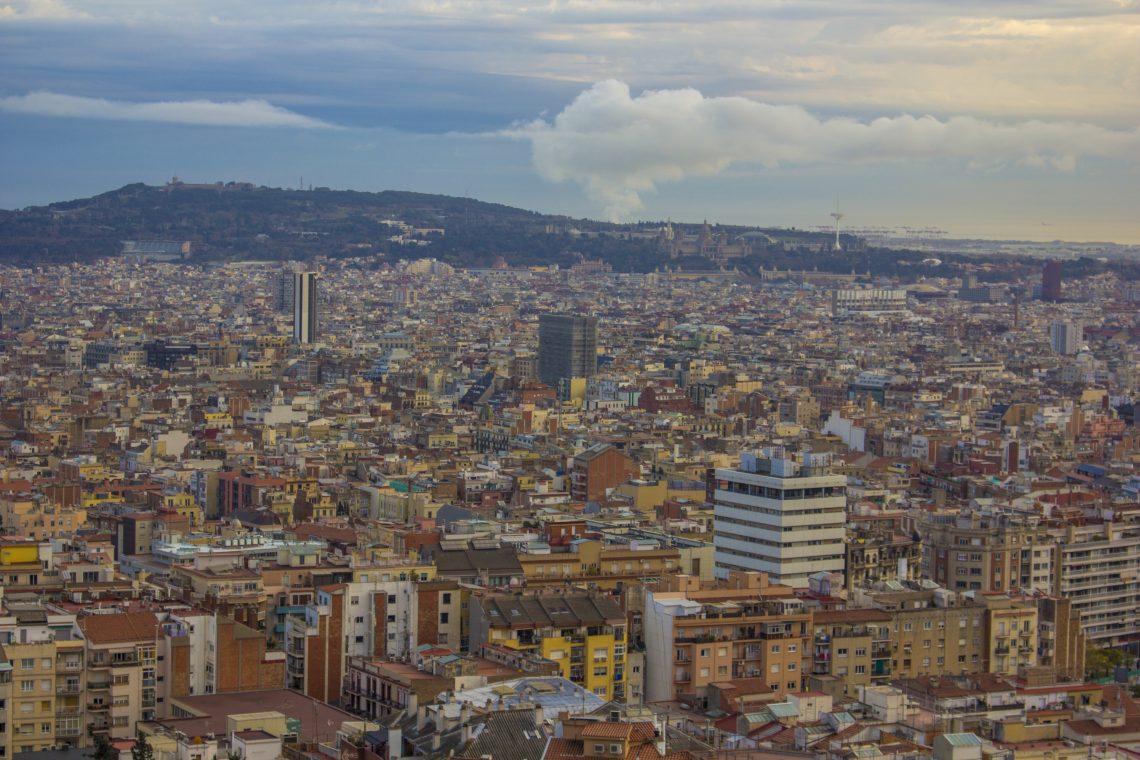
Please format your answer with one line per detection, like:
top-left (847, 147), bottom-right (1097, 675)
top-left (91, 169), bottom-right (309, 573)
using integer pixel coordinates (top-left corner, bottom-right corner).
top-left (1050, 320), bottom-right (1082, 355)
top-left (537, 313), bottom-right (597, 388)
top-left (293, 271), bottom-right (318, 344)
top-left (1041, 260), bottom-right (1062, 302)
top-left (274, 268), bottom-right (296, 313)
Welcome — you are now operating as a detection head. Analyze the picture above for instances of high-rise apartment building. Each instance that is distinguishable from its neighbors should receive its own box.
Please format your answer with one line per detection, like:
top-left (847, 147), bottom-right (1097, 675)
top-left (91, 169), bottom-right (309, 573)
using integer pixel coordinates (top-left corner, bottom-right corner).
top-left (537, 313), bottom-right (597, 389)
top-left (1050, 321), bottom-right (1082, 355)
top-left (1051, 522), bottom-right (1140, 647)
top-left (293, 271), bottom-right (318, 344)
top-left (713, 448), bottom-right (846, 587)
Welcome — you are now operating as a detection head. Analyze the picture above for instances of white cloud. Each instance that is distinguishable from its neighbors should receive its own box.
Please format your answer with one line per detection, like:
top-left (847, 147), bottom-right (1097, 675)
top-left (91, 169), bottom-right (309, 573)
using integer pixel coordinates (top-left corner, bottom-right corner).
top-left (506, 80), bottom-right (1140, 220)
top-left (0, 91), bottom-right (337, 129)
top-left (0, 0), bottom-right (89, 21)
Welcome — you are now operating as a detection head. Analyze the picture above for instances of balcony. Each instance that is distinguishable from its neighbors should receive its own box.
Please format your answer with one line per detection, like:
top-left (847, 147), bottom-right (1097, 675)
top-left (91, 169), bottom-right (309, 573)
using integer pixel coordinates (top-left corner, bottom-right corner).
top-left (88, 681), bottom-right (111, 691)
top-left (995, 645), bottom-right (1010, 655)
top-left (56, 723), bottom-right (82, 737)
top-left (87, 701), bottom-right (110, 711)
top-left (56, 684), bottom-right (82, 695)
top-left (56, 705), bottom-right (83, 717)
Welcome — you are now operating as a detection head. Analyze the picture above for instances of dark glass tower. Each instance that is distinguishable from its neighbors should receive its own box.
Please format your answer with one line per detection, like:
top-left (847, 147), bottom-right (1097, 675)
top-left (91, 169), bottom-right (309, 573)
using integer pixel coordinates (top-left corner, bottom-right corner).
top-left (537, 313), bottom-right (597, 388)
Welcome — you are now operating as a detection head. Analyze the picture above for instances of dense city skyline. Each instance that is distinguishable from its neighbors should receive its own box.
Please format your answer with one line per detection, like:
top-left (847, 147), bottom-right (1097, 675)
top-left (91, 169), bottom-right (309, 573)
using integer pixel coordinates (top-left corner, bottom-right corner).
top-left (2, 0), bottom-right (1139, 242)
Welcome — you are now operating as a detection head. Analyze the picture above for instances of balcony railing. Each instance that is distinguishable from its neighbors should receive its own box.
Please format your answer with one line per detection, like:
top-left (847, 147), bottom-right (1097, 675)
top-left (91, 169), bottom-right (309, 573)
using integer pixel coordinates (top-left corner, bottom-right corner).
top-left (56, 684), bottom-right (82, 695)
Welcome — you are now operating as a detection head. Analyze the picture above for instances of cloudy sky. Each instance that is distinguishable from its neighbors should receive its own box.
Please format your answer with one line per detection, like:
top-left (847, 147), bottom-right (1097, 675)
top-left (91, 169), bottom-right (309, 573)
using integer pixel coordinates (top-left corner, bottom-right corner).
top-left (2, 0), bottom-right (1138, 242)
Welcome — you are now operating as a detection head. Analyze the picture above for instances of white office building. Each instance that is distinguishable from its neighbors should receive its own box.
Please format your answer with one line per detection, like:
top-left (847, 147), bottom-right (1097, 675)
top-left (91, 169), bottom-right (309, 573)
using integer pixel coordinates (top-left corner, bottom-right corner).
top-left (713, 448), bottom-right (847, 587)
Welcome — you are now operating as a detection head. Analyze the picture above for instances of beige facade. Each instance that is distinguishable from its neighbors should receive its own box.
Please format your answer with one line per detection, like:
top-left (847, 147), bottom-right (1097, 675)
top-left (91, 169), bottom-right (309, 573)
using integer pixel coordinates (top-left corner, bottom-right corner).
top-left (921, 509), bottom-right (1054, 595)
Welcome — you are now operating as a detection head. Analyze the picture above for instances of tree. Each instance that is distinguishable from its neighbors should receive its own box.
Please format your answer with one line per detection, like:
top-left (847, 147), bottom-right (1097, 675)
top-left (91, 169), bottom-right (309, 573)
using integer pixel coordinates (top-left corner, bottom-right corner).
top-left (92, 732), bottom-right (114, 760)
top-left (1086, 647), bottom-right (1130, 679)
top-left (131, 733), bottom-right (155, 760)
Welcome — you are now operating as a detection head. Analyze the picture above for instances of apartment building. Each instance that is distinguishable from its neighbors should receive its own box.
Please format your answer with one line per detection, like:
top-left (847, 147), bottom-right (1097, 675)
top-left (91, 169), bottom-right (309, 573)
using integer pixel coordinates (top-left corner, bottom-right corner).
top-left (713, 448), bottom-right (846, 587)
top-left (0, 495), bottom-right (87, 542)
top-left (0, 603), bottom-right (85, 753)
top-left (1051, 521), bottom-right (1140, 647)
top-left (0, 648), bottom-right (11, 758)
top-left (920, 509), bottom-right (1054, 594)
top-left (517, 539), bottom-right (683, 591)
top-left (469, 592), bottom-right (627, 701)
top-left (156, 611), bottom-right (284, 711)
top-left (808, 609), bottom-right (893, 698)
top-left (77, 612), bottom-right (159, 742)
top-left (285, 577), bottom-right (461, 706)
top-left (643, 572), bottom-right (808, 705)
top-left (851, 584), bottom-right (1047, 680)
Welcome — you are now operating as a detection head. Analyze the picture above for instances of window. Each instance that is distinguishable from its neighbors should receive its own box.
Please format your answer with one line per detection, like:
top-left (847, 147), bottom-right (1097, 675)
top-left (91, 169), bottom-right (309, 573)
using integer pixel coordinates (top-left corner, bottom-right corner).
top-left (699, 648), bottom-right (710, 658)
top-left (354, 617), bottom-right (364, 624)
top-left (788, 681), bottom-right (797, 690)
top-left (443, 593), bottom-right (452, 604)
top-left (836, 648), bottom-right (848, 658)
top-left (595, 745), bottom-right (605, 754)
top-left (387, 595), bottom-right (397, 604)
top-left (787, 644), bottom-right (797, 653)
top-left (610, 746), bottom-right (621, 755)
top-left (855, 648), bottom-right (866, 657)
top-left (855, 665), bottom-right (865, 674)
top-left (771, 644), bottom-right (781, 654)
top-left (19, 681), bottom-right (33, 693)
top-left (350, 597), bottom-right (360, 605)
top-left (786, 662), bottom-right (796, 671)
top-left (770, 664), bottom-right (780, 673)
top-left (20, 659), bottom-right (33, 670)
top-left (41, 723), bottom-right (51, 735)
top-left (923, 621), bottom-right (932, 630)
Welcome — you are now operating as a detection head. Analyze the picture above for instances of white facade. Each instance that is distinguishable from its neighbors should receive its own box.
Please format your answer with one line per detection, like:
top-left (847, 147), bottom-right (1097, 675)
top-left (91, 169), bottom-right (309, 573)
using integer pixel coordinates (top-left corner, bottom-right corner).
top-left (641, 592), bottom-right (701, 702)
top-left (713, 449), bottom-right (846, 587)
top-left (1050, 321), bottom-right (1082, 355)
top-left (293, 271), bottom-right (318, 344)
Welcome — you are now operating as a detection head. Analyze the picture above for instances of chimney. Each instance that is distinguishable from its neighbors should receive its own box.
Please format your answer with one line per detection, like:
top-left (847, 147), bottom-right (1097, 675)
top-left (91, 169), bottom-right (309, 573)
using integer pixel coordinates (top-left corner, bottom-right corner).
top-left (533, 706), bottom-right (544, 728)
top-left (407, 692), bottom-right (418, 714)
top-left (417, 704), bottom-right (428, 732)
top-left (460, 703), bottom-right (471, 725)
top-left (431, 732), bottom-right (441, 751)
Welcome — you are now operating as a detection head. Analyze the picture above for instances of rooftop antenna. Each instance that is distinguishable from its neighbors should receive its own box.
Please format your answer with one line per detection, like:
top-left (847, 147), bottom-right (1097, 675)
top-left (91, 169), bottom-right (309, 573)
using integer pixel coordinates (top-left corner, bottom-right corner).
top-left (830, 201), bottom-right (844, 252)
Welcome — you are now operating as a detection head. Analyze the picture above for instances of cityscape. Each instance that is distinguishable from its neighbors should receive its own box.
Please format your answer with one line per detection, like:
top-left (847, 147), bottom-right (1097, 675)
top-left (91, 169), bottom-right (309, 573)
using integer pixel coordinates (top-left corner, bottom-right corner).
top-left (0, 218), bottom-right (1139, 760)
top-left (3, 0), bottom-right (1140, 759)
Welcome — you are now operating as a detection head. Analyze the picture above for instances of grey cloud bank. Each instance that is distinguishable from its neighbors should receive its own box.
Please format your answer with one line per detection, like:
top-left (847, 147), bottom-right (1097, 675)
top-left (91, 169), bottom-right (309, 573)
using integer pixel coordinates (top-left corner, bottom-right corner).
top-left (0, 92), bottom-right (337, 129)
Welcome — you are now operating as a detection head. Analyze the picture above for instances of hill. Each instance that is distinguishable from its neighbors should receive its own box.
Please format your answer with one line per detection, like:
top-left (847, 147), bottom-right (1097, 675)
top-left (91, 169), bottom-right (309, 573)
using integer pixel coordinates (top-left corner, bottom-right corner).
top-left (5, 182), bottom-right (1121, 283)
top-left (0, 182), bottom-right (865, 272)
